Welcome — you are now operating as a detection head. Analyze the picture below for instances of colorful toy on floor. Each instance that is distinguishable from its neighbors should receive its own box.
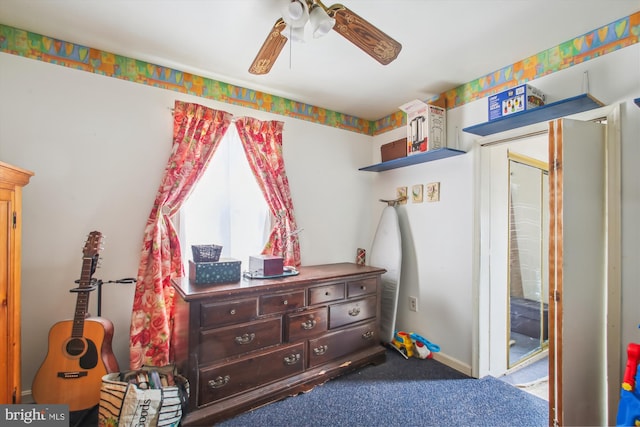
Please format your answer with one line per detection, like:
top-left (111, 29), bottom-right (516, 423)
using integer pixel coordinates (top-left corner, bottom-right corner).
top-left (623, 343), bottom-right (640, 392)
top-left (413, 340), bottom-right (431, 359)
top-left (390, 330), bottom-right (440, 360)
top-left (391, 331), bottom-right (414, 359)
top-left (617, 342), bottom-right (640, 426)
top-left (410, 332), bottom-right (441, 353)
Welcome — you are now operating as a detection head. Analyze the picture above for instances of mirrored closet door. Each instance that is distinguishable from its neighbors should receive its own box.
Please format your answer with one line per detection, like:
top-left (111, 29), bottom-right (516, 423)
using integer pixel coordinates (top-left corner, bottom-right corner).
top-left (508, 153), bottom-right (549, 368)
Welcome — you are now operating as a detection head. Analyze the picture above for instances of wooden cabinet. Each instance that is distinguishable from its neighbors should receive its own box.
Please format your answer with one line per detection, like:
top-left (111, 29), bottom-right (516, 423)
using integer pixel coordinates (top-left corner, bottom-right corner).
top-left (171, 263), bottom-right (386, 425)
top-left (0, 161), bottom-right (33, 404)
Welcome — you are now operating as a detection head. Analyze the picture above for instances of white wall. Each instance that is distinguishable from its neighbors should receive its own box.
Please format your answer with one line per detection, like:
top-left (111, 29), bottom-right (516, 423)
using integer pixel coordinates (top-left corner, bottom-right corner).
top-left (368, 126), bottom-right (475, 372)
top-left (0, 53), bottom-right (375, 396)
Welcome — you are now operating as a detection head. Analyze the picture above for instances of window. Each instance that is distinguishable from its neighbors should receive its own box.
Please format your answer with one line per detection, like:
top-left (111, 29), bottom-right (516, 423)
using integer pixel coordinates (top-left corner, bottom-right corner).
top-left (179, 125), bottom-right (270, 269)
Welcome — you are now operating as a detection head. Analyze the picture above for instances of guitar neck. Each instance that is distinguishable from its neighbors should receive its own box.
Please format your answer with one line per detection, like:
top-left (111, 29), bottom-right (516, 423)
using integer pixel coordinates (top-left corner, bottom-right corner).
top-left (72, 255), bottom-right (97, 337)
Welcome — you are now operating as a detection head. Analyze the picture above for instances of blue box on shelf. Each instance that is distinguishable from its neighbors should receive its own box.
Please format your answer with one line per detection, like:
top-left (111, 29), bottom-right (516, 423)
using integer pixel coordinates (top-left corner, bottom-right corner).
top-left (488, 84), bottom-right (545, 121)
top-left (189, 258), bottom-right (241, 284)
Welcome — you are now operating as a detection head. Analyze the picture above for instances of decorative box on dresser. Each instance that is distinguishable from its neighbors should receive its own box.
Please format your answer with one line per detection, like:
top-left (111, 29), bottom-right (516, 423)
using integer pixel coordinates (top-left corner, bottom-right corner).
top-left (0, 161), bottom-right (33, 404)
top-left (171, 262), bottom-right (387, 425)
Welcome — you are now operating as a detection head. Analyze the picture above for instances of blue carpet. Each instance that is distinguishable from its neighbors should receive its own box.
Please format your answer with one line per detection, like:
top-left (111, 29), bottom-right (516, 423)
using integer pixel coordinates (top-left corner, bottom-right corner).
top-left (218, 349), bottom-right (548, 426)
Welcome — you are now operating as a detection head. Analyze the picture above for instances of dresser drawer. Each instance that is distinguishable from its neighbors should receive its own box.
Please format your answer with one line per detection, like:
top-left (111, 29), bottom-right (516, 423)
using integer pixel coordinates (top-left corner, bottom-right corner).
top-left (308, 282), bottom-right (345, 305)
top-left (199, 317), bottom-right (282, 364)
top-left (347, 277), bottom-right (378, 298)
top-left (286, 307), bottom-right (328, 342)
top-left (200, 298), bottom-right (257, 329)
top-left (198, 342), bottom-right (305, 406)
top-left (260, 290), bottom-right (305, 315)
top-left (308, 321), bottom-right (378, 368)
top-left (329, 295), bottom-right (377, 329)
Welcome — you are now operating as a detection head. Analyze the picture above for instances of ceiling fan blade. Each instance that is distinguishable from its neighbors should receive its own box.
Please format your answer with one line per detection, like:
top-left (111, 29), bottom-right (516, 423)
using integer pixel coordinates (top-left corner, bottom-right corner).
top-left (327, 4), bottom-right (402, 65)
top-left (249, 19), bottom-right (288, 75)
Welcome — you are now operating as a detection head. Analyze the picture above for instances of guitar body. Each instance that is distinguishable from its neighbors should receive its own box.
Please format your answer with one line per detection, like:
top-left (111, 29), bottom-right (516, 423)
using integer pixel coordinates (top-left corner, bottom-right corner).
top-left (32, 316), bottom-right (119, 412)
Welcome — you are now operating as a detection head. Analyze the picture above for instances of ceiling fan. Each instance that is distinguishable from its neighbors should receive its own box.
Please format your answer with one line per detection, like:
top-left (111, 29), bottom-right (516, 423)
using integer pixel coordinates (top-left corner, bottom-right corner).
top-left (249, 0), bottom-right (402, 75)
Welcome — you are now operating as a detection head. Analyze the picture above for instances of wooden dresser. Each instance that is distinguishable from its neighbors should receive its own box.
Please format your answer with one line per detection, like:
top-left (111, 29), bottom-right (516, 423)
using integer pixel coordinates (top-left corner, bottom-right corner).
top-left (171, 262), bottom-right (386, 425)
top-left (0, 161), bottom-right (33, 404)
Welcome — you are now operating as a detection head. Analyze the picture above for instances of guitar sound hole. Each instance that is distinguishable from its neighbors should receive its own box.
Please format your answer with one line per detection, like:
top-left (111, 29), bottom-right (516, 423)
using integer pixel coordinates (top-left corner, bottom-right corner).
top-left (80, 339), bottom-right (98, 369)
top-left (66, 338), bottom-right (86, 356)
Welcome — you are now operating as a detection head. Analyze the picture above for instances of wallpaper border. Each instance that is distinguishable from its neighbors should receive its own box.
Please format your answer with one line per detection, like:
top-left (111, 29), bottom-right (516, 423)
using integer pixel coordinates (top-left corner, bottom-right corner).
top-left (1, 11), bottom-right (638, 136)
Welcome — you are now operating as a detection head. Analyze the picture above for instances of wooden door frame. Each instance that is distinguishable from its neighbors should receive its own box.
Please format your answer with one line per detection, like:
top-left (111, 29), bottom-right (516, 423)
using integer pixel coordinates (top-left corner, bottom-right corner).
top-left (548, 119), bottom-right (563, 426)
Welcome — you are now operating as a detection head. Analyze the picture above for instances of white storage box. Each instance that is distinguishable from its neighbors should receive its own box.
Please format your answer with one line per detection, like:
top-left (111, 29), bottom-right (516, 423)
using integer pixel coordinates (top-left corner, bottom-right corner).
top-left (399, 100), bottom-right (446, 156)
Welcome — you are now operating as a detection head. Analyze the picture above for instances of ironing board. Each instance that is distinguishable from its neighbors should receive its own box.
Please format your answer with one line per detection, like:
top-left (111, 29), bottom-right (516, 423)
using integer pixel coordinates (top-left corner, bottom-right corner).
top-left (369, 198), bottom-right (403, 343)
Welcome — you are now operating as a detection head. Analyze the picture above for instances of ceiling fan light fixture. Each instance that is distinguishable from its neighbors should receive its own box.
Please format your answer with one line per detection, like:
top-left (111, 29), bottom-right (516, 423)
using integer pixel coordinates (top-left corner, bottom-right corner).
top-left (309, 4), bottom-right (335, 38)
top-left (250, 2), bottom-right (402, 75)
top-left (282, 24), bottom-right (307, 43)
top-left (287, 1), bottom-right (303, 19)
top-left (281, 0), bottom-right (309, 28)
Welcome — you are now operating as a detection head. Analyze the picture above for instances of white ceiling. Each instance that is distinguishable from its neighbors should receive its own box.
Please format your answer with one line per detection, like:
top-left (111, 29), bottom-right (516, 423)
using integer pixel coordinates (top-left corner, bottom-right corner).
top-left (2, 1), bottom-right (638, 120)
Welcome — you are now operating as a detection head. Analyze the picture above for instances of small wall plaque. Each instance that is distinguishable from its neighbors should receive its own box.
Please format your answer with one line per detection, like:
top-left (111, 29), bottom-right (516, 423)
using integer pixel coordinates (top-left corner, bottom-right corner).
top-left (426, 182), bottom-right (440, 202)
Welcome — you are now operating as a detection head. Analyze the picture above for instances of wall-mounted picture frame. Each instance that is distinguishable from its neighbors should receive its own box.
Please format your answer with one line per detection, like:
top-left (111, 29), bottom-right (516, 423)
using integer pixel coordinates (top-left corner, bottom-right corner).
top-left (426, 182), bottom-right (440, 202)
top-left (397, 186), bottom-right (408, 204)
top-left (412, 184), bottom-right (423, 203)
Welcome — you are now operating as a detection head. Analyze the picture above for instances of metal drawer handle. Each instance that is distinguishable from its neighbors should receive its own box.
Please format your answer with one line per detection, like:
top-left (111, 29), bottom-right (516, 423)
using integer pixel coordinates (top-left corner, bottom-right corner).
top-left (208, 375), bottom-right (230, 389)
top-left (362, 330), bottom-right (374, 340)
top-left (325, 291), bottom-right (330, 296)
top-left (283, 300), bottom-right (288, 305)
top-left (348, 307), bottom-right (361, 317)
top-left (283, 353), bottom-right (301, 365)
top-left (360, 285), bottom-right (366, 291)
top-left (235, 332), bottom-right (255, 345)
top-left (301, 319), bottom-right (316, 330)
top-left (230, 309), bottom-right (236, 315)
top-left (313, 345), bottom-right (328, 356)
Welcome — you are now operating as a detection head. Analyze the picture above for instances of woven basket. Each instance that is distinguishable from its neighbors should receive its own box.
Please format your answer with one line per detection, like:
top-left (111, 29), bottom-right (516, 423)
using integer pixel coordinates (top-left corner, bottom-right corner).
top-left (191, 244), bottom-right (222, 263)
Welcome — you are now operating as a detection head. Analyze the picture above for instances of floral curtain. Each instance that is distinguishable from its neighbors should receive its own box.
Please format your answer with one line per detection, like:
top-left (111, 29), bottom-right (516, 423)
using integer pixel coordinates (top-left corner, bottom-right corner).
top-left (129, 101), bottom-right (232, 369)
top-left (235, 118), bottom-right (301, 267)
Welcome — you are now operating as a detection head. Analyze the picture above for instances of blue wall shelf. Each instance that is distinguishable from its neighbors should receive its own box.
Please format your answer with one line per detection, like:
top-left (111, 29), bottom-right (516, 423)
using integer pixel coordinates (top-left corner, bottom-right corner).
top-left (462, 93), bottom-right (604, 137)
top-left (359, 148), bottom-right (465, 172)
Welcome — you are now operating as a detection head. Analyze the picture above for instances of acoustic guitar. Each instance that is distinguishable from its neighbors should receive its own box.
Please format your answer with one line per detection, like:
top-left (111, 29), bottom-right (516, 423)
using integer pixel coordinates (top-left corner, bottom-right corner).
top-left (32, 231), bottom-right (119, 412)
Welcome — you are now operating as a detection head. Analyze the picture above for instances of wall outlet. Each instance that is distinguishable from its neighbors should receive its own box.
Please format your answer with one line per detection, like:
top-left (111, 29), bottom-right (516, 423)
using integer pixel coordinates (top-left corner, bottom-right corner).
top-left (409, 296), bottom-right (418, 312)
